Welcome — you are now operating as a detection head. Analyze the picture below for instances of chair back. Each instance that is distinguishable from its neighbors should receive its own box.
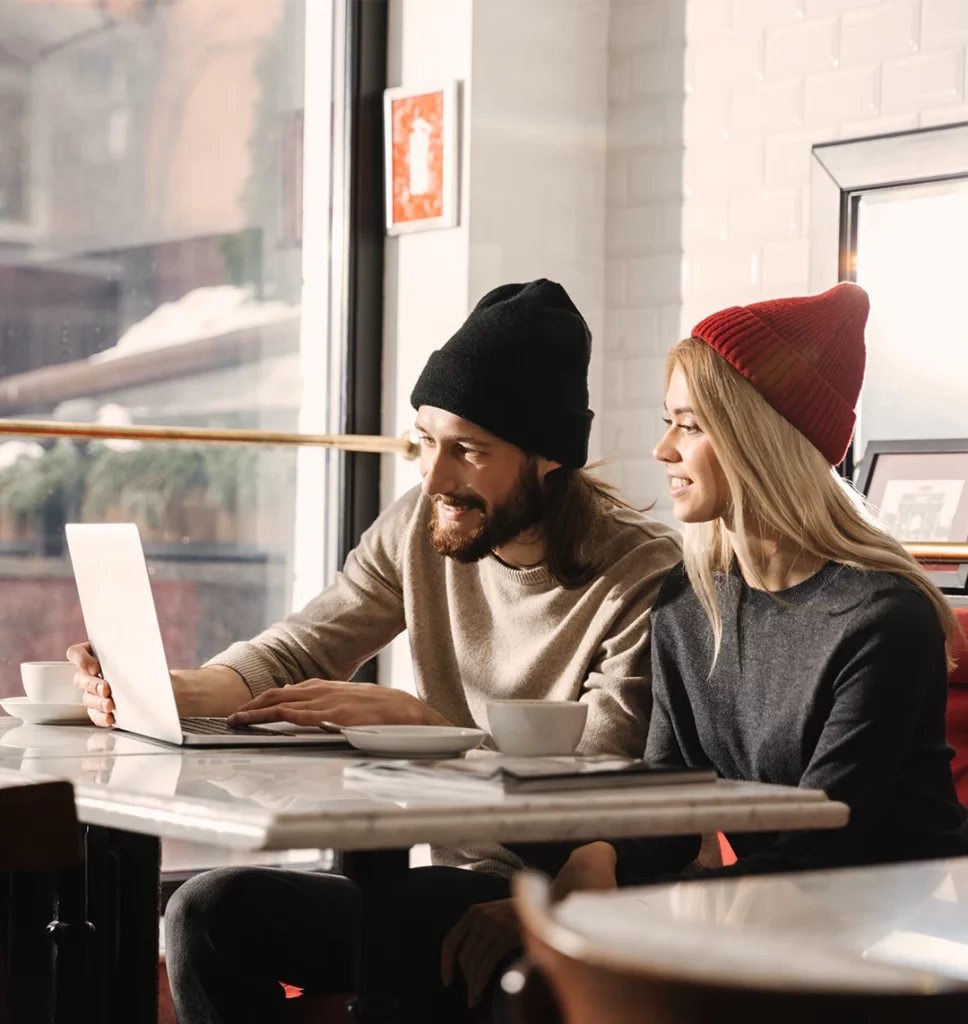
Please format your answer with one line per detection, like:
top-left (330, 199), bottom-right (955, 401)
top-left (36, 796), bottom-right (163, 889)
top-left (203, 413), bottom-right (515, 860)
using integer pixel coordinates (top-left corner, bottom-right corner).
top-left (0, 779), bottom-right (79, 871)
top-left (948, 606), bottom-right (968, 806)
top-left (950, 607), bottom-right (968, 685)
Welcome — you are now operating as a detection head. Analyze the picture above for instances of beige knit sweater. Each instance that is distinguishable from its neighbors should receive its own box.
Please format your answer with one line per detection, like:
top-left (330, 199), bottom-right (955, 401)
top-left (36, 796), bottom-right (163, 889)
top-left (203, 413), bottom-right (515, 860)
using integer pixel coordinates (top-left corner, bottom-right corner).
top-left (208, 486), bottom-right (682, 874)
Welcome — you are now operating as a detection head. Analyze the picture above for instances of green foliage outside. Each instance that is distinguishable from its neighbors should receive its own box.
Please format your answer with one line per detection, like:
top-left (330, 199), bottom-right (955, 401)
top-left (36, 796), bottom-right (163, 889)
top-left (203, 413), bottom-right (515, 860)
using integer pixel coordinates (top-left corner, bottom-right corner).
top-left (0, 441), bottom-right (85, 516)
top-left (0, 442), bottom-right (275, 528)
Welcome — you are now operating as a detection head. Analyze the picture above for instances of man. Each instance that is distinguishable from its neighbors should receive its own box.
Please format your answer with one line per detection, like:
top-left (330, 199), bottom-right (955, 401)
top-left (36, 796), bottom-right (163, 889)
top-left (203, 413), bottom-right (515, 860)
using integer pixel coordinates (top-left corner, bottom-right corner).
top-left (70, 279), bottom-right (681, 1022)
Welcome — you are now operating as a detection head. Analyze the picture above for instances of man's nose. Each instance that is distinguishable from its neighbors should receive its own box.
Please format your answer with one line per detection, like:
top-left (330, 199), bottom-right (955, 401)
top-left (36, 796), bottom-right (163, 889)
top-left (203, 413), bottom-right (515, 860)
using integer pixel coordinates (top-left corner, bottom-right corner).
top-left (421, 450), bottom-right (459, 497)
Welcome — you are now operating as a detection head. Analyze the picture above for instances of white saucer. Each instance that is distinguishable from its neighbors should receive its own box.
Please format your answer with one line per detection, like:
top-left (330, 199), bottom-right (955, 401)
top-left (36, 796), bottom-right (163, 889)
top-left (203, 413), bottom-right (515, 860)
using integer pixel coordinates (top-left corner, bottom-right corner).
top-left (341, 725), bottom-right (486, 758)
top-left (0, 697), bottom-right (91, 726)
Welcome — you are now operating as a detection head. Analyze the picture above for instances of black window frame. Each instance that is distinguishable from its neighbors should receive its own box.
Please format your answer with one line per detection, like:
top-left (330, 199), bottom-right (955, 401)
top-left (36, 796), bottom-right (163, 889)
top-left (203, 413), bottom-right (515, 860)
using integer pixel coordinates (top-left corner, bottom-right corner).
top-left (340, 0), bottom-right (388, 571)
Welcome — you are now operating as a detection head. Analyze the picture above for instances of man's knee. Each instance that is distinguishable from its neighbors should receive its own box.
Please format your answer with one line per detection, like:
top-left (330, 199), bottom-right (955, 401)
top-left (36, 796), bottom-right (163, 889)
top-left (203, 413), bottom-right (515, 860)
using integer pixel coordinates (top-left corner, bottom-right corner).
top-left (165, 866), bottom-right (259, 955)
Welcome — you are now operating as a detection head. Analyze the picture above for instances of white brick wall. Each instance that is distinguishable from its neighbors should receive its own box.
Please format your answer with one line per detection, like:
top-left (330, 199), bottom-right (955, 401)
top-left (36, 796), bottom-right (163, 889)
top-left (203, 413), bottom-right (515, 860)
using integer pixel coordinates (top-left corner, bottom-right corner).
top-left (602, 0), bottom-right (686, 511)
top-left (922, 0), bottom-right (968, 46)
top-left (603, 0), bottom-right (968, 517)
top-left (840, 2), bottom-right (920, 65)
top-left (382, 0), bottom-right (609, 691)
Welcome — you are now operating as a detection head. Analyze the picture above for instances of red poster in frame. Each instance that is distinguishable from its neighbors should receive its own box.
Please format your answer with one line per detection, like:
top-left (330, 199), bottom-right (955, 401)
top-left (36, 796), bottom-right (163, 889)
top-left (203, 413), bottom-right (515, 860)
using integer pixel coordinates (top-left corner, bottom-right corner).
top-left (383, 81), bottom-right (459, 235)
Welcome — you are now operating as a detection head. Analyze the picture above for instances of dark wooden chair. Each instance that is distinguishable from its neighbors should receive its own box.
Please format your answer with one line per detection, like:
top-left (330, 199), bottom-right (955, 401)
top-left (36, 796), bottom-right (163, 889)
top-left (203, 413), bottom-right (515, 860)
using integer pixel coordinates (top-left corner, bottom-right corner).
top-left (0, 778), bottom-right (82, 1024)
top-left (511, 872), bottom-right (968, 1024)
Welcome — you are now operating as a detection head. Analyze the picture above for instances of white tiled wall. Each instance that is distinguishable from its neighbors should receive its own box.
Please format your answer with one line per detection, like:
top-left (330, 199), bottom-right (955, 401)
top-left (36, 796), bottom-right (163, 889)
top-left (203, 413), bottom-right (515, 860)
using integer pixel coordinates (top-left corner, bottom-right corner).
top-left (603, 0), bottom-right (968, 517)
top-left (602, 1), bottom-right (686, 512)
top-left (380, 0), bottom-right (609, 691)
top-left (467, 0), bottom-right (610, 457)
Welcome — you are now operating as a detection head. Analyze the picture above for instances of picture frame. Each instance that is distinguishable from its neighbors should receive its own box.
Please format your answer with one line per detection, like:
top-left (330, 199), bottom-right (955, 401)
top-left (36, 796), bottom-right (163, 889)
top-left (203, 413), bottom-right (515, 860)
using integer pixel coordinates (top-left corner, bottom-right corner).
top-left (383, 81), bottom-right (459, 236)
top-left (857, 439), bottom-right (968, 593)
top-left (858, 439), bottom-right (968, 543)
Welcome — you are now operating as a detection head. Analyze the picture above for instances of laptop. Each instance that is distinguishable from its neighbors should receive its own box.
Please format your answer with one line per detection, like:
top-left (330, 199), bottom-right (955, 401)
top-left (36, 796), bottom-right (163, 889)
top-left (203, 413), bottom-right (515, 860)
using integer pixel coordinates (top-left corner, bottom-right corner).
top-left (65, 522), bottom-right (351, 749)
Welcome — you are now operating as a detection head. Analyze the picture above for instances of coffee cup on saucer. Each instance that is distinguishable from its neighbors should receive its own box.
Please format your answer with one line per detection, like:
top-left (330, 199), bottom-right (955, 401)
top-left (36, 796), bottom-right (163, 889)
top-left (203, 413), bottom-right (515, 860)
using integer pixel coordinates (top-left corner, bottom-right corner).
top-left (20, 662), bottom-right (84, 705)
top-left (486, 700), bottom-right (588, 757)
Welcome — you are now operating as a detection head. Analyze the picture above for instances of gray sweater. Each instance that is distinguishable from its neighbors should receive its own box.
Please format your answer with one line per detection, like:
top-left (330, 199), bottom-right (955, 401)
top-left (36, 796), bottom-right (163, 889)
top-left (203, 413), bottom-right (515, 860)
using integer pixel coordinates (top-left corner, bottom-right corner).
top-left (618, 561), bottom-right (968, 883)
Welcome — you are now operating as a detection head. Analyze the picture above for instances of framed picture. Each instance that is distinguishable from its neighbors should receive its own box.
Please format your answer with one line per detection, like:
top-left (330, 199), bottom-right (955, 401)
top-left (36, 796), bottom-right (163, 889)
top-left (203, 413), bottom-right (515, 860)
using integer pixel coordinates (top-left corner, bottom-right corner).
top-left (383, 81), bottom-right (459, 235)
top-left (857, 440), bottom-right (968, 593)
top-left (858, 440), bottom-right (968, 544)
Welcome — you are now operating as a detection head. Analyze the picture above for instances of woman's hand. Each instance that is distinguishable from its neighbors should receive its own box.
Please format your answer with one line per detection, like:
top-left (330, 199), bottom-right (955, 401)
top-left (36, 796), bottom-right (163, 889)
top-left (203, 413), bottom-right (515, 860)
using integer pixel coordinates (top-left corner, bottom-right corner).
top-left (549, 842), bottom-right (618, 903)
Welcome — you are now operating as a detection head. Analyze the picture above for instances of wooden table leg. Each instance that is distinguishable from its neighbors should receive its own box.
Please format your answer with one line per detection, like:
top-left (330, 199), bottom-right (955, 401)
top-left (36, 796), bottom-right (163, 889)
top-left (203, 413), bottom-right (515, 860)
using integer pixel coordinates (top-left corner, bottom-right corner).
top-left (0, 780), bottom-right (85, 1024)
top-left (84, 826), bottom-right (161, 1024)
top-left (341, 848), bottom-right (410, 1024)
top-left (0, 865), bottom-right (92, 1024)
top-left (0, 868), bottom-right (56, 1024)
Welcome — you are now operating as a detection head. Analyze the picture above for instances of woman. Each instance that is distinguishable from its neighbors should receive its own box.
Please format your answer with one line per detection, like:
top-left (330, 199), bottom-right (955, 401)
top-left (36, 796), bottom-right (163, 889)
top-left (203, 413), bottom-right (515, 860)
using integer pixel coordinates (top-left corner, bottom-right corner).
top-left (556, 282), bottom-right (968, 893)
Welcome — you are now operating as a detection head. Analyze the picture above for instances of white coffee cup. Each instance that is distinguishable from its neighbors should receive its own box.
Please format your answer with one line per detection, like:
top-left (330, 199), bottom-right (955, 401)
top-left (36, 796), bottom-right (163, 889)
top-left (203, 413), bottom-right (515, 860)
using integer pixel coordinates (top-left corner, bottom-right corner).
top-left (20, 662), bottom-right (84, 705)
top-left (486, 700), bottom-right (588, 757)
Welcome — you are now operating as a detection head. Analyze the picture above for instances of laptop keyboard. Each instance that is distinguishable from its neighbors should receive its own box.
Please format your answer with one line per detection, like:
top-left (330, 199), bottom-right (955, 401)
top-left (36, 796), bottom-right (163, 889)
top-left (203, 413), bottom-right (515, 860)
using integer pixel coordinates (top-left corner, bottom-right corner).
top-left (180, 717), bottom-right (282, 736)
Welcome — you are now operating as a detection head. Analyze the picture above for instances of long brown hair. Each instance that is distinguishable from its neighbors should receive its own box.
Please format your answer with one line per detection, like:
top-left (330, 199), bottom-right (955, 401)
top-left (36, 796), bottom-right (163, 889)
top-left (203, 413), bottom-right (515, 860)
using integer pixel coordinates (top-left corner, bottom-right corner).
top-left (668, 336), bottom-right (962, 669)
top-left (540, 465), bottom-right (642, 589)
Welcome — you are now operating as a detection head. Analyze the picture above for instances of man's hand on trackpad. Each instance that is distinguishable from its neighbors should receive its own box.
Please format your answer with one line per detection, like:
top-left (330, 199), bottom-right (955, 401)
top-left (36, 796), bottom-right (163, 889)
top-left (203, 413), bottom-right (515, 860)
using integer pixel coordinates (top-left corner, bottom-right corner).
top-left (227, 679), bottom-right (452, 729)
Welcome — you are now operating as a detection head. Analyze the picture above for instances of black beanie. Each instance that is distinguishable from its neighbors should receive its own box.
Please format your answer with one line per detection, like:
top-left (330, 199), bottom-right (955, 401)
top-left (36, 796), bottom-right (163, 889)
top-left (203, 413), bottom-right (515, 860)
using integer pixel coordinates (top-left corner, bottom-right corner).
top-left (409, 279), bottom-right (593, 468)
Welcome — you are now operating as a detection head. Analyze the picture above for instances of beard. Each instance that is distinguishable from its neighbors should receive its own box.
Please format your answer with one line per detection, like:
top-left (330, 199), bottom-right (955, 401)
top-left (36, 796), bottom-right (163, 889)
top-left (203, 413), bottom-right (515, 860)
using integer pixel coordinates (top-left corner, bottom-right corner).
top-left (429, 461), bottom-right (546, 563)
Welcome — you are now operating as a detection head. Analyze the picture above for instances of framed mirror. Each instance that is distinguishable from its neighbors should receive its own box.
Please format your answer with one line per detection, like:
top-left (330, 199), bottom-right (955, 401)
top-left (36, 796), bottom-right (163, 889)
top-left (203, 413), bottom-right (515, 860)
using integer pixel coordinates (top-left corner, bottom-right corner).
top-left (810, 122), bottom-right (968, 479)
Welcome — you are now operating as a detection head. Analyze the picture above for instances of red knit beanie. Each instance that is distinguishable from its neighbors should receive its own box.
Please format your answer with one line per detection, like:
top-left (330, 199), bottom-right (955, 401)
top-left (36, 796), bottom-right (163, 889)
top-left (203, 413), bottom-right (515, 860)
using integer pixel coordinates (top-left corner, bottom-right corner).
top-left (691, 283), bottom-right (869, 466)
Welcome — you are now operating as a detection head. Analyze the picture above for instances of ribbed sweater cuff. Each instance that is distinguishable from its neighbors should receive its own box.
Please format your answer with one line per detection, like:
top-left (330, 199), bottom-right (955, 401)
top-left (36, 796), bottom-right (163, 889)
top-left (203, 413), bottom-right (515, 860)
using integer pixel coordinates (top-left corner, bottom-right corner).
top-left (204, 643), bottom-right (279, 698)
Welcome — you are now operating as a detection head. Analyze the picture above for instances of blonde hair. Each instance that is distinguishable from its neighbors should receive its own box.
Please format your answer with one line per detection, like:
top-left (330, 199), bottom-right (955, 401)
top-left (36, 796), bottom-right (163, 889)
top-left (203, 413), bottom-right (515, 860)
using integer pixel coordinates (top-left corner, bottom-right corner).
top-left (667, 336), bottom-right (961, 670)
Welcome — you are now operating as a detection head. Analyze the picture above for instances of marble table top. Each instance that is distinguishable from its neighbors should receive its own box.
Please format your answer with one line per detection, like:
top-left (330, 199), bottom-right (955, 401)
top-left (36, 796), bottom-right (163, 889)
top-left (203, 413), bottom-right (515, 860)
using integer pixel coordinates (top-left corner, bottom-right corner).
top-left (553, 856), bottom-right (968, 994)
top-left (0, 718), bottom-right (192, 760)
top-left (0, 720), bottom-right (849, 852)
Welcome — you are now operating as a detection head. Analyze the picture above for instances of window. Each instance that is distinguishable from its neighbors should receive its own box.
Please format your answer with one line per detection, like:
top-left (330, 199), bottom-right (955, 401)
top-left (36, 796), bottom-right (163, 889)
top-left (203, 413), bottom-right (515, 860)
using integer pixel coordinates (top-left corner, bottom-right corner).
top-left (0, 0), bottom-right (387, 872)
top-left (0, 53), bottom-right (35, 241)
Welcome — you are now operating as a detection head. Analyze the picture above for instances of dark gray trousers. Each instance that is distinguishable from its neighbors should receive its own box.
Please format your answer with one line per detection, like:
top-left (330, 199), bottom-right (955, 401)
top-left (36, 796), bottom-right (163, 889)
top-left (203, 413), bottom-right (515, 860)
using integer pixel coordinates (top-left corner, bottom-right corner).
top-left (164, 864), bottom-right (513, 1024)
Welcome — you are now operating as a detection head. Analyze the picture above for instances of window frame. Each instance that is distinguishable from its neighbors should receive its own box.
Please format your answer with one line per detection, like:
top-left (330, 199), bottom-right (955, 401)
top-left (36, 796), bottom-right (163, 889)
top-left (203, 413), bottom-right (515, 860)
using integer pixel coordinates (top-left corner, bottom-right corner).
top-left (810, 122), bottom-right (968, 480)
top-left (0, 61), bottom-right (45, 244)
top-left (340, 0), bottom-right (388, 576)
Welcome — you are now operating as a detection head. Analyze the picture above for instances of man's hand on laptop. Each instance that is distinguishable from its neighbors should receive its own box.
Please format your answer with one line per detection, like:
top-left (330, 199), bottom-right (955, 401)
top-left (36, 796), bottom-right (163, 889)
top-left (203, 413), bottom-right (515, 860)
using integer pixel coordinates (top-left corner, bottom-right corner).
top-left (227, 679), bottom-right (453, 729)
top-left (68, 643), bottom-right (251, 727)
top-left (68, 643), bottom-right (115, 728)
